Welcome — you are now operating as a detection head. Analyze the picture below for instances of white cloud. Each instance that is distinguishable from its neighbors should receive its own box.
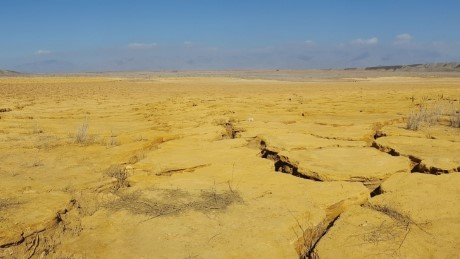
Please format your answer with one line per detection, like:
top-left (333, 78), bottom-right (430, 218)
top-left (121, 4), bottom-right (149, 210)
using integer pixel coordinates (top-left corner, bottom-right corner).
top-left (35, 49), bottom-right (51, 56)
top-left (15, 38), bottom-right (459, 73)
top-left (393, 33), bottom-right (413, 45)
top-left (305, 40), bottom-right (315, 46)
top-left (183, 41), bottom-right (193, 46)
top-left (127, 43), bottom-right (158, 49)
top-left (350, 37), bottom-right (379, 46)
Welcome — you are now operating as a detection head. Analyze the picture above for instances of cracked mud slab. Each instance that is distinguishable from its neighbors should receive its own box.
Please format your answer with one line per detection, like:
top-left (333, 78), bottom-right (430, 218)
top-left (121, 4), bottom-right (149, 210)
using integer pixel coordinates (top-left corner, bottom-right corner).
top-left (257, 132), bottom-right (367, 153)
top-left (73, 136), bottom-right (369, 258)
top-left (0, 192), bottom-right (71, 247)
top-left (375, 135), bottom-right (460, 173)
top-left (280, 147), bottom-right (411, 189)
top-left (312, 173), bottom-right (460, 259)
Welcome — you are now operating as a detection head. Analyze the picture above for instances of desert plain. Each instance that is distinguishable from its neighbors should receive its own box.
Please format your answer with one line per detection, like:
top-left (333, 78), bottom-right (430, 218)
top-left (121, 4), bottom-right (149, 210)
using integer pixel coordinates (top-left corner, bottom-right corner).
top-left (0, 71), bottom-right (459, 258)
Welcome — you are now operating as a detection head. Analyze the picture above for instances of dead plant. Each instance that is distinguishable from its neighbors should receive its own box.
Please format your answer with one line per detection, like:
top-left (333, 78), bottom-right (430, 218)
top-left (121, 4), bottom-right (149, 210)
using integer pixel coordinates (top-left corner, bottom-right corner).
top-left (450, 108), bottom-right (460, 128)
top-left (106, 165), bottom-right (129, 191)
top-left (105, 185), bottom-right (242, 223)
top-left (75, 119), bottom-right (89, 144)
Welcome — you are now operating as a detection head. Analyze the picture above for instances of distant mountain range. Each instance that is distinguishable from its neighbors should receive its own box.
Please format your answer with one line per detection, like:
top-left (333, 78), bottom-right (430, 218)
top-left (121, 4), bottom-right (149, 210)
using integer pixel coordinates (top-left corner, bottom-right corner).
top-left (2, 62), bottom-right (460, 76)
top-left (352, 62), bottom-right (460, 72)
top-left (13, 59), bottom-right (78, 74)
top-left (0, 70), bottom-right (24, 76)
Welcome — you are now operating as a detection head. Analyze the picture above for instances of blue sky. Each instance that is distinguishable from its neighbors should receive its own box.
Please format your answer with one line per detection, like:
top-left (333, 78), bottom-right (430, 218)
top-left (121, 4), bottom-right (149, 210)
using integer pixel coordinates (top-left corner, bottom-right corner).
top-left (1, 0), bottom-right (460, 72)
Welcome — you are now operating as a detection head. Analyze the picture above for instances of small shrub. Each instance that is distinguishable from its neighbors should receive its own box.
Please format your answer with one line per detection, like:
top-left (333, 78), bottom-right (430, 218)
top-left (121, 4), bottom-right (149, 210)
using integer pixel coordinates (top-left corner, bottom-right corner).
top-left (109, 130), bottom-right (119, 146)
top-left (31, 158), bottom-right (44, 167)
top-left (110, 136), bottom-right (119, 146)
top-left (426, 104), bottom-right (443, 125)
top-left (106, 165), bottom-right (129, 191)
top-left (75, 120), bottom-right (89, 144)
top-left (450, 109), bottom-right (460, 128)
top-left (406, 111), bottom-right (423, 130)
top-left (406, 104), bottom-right (443, 130)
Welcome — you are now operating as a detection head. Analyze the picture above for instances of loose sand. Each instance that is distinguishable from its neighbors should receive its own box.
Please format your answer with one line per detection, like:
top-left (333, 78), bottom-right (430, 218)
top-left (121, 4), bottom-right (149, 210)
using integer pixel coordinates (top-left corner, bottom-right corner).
top-left (0, 74), bottom-right (459, 258)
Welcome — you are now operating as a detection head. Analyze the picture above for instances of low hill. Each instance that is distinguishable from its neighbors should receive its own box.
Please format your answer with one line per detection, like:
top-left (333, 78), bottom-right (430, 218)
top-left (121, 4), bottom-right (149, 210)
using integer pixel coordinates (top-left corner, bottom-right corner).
top-left (364, 62), bottom-right (460, 72)
top-left (0, 70), bottom-right (23, 76)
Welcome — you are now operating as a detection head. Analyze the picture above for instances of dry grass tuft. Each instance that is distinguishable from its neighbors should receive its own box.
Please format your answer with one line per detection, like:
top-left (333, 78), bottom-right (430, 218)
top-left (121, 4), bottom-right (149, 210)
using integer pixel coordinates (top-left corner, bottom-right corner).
top-left (450, 108), bottom-right (460, 128)
top-left (406, 102), bottom-right (445, 130)
top-left (31, 158), bottom-right (44, 167)
top-left (370, 205), bottom-right (411, 225)
top-left (0, 108), bottom-right (12, 113)
top-left (108, 130), bottom-right (120, 147)
top-left (106, 191), bottom-right (182, 218)
top-left (105, 187), bottom-right (242, 221)
top-left (406, 99), bottom-right (460, 130)
top-left (106, 165), bottom-right (129, 191)
top-left (193, 188), bottom-right (242, 212)
top-left (75, 120), bottom-right (89, 144)
top-left (360, 204), bottom-right (432, 255)
top-left (0, 198), bottom-right (20, 210)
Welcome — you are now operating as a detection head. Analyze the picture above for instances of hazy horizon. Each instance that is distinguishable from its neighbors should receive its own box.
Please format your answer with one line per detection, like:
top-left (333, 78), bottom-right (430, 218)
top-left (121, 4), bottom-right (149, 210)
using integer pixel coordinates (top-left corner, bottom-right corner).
top-left (2, 1), bottom-right (460, 73)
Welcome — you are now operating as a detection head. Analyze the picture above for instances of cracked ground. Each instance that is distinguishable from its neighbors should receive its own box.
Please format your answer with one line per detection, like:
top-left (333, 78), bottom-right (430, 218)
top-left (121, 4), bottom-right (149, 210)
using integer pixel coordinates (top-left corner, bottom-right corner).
top-left (0, 74), bottom-right (459, 258)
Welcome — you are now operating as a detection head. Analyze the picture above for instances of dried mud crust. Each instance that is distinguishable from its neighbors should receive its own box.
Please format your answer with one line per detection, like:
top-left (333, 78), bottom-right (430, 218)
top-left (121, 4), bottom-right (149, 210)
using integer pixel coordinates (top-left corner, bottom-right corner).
top-left (372, 135), bottom-right (460, 174)
top-left (248, 115), bottom-right (459, 258)
top-left (0, 199), bottom-right (82, 259)
top-left (311, 173), bottom-right (460, 259)
top-left (105, 188), bottom-right (243, 222)
top-left (1, 76), bottom-right (459, 258)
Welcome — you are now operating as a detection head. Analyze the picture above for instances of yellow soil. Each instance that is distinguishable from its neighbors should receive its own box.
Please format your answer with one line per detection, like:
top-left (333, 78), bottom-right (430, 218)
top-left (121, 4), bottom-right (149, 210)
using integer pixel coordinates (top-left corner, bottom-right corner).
top-left (0, 76), bottom-right (459, 258)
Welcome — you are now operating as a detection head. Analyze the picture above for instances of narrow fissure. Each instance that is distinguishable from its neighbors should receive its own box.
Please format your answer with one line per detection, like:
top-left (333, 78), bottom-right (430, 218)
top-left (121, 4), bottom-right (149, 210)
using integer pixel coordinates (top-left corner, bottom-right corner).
top-left (259, 140), bottom-right (318, 181)
top-left (369, 185), bottom-right (383, 197)
top-left (371, 141), bottom-right (400, 156)
top-left (304, 216), bottom-right (341, 259)
top-left (373, 130), bottom-right (387, 140)
top-left (410, 163), bottom-right (422, 173)
top-left (0, 200), bottom-right (81, 258)
top-left (372, 140), bottom-right (454, 174)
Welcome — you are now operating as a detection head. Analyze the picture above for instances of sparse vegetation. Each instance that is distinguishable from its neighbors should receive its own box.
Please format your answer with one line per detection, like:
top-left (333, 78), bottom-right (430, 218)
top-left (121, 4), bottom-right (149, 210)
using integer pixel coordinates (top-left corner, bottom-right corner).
top-left (75, 119), bottom-right (89, 144)
top-left (406, 105), bottom-right (441, 130)
top-left (108, 130), bottom-right (119, 146)
top-left (106, 165), bottom-right (129, 191)
top-left (450, 108), bottom-right (460, 128)
top-left (405, 100), bottom-right (460, 130)
top-left (406, 110), bottom-right (423, 130)
top-left (105, 186), bottom-right (242, 222)
top-left (31, 158), bottom-right (44, 167)
top-left (0, 198), bottom-right (19, 210)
